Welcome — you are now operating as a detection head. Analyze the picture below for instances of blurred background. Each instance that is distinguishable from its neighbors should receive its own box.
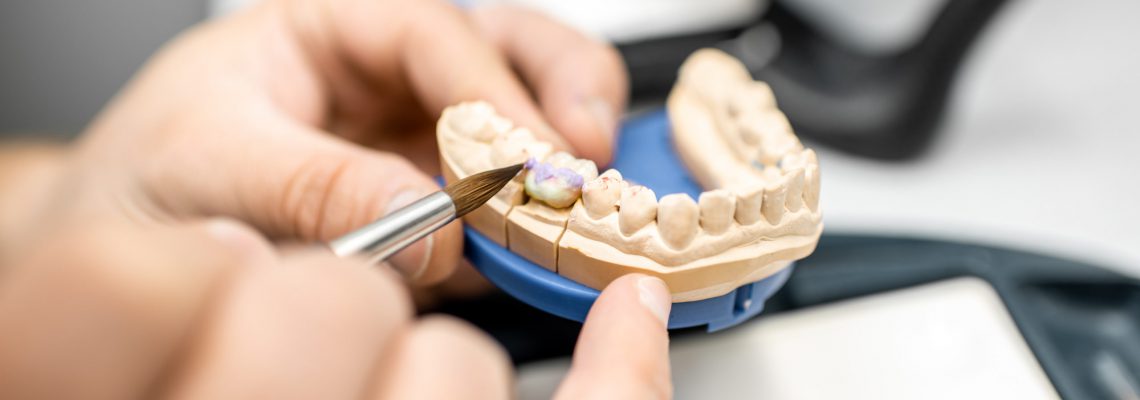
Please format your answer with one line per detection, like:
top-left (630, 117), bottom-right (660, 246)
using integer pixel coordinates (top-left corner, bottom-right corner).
top-left (2, 0), bottom-right (1137, 398)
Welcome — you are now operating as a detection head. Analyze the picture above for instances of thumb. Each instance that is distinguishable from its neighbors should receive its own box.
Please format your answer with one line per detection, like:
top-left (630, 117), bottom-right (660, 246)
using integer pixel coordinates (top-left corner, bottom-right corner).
top-left (151, 119), bottom-right (462, 285)
top-left (555, 274), bottom-right (673, 400)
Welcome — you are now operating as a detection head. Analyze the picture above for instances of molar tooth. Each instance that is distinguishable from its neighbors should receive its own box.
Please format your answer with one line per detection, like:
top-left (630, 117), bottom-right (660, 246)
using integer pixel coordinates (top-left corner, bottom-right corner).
top-left (728, 83), bottom-right (778, 117)
top-left (805, 164), bottom-right (821, 211)
top-left (699, 190), bottom-right (735, 234)
top-left (522, 142), bottom-right (553, 161)
top-left (618, 185), bottom-right (657, 235)
top-left (784, 167), bottom-right (805, 212)
top-left (543, 151), bottom-right (575, 167)
top-left (802, 149), bottom-right (820, 211)
top-left (803, 148), bottom-right (819, 165)
top-left (565, 159), bottom-right (598, 182)
top-left (762, 181), bottom-right (788, 224)
top-left (447, 104), bottom-right (496, 141)
top-left (582, 175), bottom-right (621, 218)
top-left (733, 185), bottom-right (764, 225)
top-left (489, 128), bottom-right (550, 168)
top-left (599, 169), bottom-right (622, 180)
top-left (778, 151), bottom-right (805, 171)
top-left (487, 115), bottom-right (513, 137)
top-left (657, 194), bottom-right (699, 249)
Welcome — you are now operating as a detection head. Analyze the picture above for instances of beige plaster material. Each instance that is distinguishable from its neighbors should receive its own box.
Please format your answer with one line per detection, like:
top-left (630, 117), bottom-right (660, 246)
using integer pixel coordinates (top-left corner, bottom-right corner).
top-left (436, 49), bottom-right (823, 302)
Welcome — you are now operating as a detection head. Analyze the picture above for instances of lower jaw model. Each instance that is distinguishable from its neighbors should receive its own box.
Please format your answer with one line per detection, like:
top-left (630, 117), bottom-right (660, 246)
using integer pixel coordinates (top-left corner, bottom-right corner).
top-left (437, 49), bottom-right (823, 302)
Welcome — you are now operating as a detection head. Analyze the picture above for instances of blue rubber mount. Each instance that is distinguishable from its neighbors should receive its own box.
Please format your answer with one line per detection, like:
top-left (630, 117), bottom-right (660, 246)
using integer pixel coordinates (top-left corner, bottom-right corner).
top-left (461, 108), bottom-right (794, 332)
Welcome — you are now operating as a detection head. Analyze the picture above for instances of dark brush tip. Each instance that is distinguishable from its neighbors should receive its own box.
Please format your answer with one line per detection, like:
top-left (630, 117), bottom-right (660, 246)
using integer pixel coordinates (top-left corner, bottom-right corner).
top-left (443, 163), bottom-right (525, 217)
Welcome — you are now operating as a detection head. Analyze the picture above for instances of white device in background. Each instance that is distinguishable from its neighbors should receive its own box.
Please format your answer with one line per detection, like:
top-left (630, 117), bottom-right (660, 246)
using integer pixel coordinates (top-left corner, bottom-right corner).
top-left (465, 0), bottom-right (768, 43)
top-left (211, 0), bottom-right (768, 44)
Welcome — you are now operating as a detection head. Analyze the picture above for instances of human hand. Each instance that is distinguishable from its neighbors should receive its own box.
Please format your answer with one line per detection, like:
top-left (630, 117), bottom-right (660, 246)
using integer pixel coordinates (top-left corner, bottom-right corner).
top-left (0, 220), bottom-right (670, 399)
top-left (56, 0), bottom-right (626, 285)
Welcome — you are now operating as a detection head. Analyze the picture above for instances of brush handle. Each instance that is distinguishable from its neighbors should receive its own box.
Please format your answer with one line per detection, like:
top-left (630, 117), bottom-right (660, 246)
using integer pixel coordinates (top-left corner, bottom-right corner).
top-left (329, 191), bottom-right (455, 263)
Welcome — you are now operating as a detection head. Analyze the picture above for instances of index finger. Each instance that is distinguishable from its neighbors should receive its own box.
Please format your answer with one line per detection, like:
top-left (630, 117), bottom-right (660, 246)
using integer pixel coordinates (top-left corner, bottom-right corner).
top-left (306, 0), bottom-right (572, 152)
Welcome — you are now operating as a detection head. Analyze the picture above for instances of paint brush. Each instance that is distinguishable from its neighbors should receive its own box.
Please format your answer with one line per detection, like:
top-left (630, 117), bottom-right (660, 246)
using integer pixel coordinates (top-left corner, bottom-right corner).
top-left (329, 163), bottom-right (524, 263)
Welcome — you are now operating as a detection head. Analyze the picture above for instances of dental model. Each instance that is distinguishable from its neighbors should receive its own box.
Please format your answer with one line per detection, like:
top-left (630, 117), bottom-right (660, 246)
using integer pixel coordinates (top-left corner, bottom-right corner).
top-left (437, 49), bottom-right (822, 302)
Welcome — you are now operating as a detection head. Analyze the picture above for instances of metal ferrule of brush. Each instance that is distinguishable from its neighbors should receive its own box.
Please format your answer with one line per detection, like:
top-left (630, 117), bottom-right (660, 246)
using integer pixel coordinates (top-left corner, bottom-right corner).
top-left (329, 191), bottom-right (455, 263)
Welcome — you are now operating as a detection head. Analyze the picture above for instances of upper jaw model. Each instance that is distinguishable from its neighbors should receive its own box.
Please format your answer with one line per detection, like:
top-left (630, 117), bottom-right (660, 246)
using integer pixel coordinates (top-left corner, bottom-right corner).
top-left (437, 49), bottom-right (823, 302)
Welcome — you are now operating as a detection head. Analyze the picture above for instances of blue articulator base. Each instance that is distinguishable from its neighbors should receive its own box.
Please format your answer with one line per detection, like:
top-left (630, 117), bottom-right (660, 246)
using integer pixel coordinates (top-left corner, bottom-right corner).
top-left (461, 109), bottom-right (793, 332)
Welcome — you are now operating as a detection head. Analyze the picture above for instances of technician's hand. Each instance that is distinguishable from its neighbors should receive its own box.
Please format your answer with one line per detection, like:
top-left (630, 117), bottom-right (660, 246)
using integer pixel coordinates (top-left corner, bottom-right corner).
top-left (60, 0), bottom-right (626, 284)
top-left (0, 220), bottom-right (670, 399)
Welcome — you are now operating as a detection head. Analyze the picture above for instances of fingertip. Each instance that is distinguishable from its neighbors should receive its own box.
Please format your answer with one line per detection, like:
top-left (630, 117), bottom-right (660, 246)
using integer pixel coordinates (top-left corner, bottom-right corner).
top-left (200, 218), bottom-right (276, 262)
top-left (392, 221), bottom-right (462, 286)
top-left (545, 96), bottom-right (619, 166)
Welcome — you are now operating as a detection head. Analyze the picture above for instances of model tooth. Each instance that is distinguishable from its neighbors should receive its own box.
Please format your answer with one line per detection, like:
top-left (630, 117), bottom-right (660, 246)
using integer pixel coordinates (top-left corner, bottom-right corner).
top-left (737, 115), bottom-right (763, 146)
top-left (733, 185), bottom-right (764, 225)
top-left (446, 102), bottom-right (508, 142)
top-left (599, 169), bottom-right (622, 180)
top-left (488, 115), bottom-right (513, 137)
top-left (522, 142), bottom-right (553, 162)
top-left (805, 164), bottom-right (821, 211)
top-left (802, 149), bottom-right (820, 211)
top-left (618, 185), bottom-right (657, 235)
top-left (803, 148), bottom-right (819, 165)
top-left (565, 159), bottom-right (599, 182)
top-left (727, 83), bottom-right (777, 117)
top-left (778, 151), bottom-right (805, 171)
top-left (490, 132), bottom-right (531, 167)
top-left (657, 194), bottom-right (699, 249)
top-left (784, 167), bottom-right (805, 212)
top-left (762, 181), bottom-right (788, 224)
top-left (582, 175), bottom-right (621, 218)
top-left (543, 151), bottom-right (576, 167)
top-left (699, 189), bottom-right (735, 235)
top-left (759, 111), bottom-right (793, 136)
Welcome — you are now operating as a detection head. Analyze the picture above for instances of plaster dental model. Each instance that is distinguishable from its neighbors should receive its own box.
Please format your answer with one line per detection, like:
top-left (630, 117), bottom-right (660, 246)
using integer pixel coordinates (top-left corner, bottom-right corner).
top-left (437, 49), bottom-right (823, 302)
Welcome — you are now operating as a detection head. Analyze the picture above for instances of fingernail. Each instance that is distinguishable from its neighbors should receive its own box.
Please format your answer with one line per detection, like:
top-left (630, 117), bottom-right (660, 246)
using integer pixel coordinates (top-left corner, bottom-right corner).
top-left (385, 188), bottom-right (433, 281)
top-left (637, 276), bottom-right (672, 326)
top-left (585, 97), bottom-right (617, 141)
top-left (385, 188), bottom-right (424, 216)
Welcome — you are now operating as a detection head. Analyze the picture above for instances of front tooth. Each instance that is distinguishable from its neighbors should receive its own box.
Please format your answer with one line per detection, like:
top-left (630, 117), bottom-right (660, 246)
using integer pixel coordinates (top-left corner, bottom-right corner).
top-left (582, 175), bottom-right (621, 218)
top-left (619, 185), bottom-right (657, 235)
top-left (699, 190), bottom-right (735, 235)
top-left (657, 194), bottom-right (699, 249)
top-left (733, 185), bottom-right (764, 225)
top-left (784, 167), bottom-right (805, 212)
top-left (762, 180), bottom-right (788, 224)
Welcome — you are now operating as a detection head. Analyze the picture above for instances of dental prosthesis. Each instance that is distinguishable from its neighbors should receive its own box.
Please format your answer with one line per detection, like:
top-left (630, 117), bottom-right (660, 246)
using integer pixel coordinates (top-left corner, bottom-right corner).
top-left (437, 49), bottom-right (823, 302)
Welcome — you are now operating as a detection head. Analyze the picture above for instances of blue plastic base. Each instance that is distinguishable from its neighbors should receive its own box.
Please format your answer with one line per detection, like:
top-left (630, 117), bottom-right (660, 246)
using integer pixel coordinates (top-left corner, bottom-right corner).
top-left (460, 109), bottom-right (793, 332)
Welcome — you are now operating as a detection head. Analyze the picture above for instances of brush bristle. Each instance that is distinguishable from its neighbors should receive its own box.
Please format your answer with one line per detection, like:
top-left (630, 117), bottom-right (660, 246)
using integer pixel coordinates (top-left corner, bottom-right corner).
top-left (444, 163), bottom-right (525, 217)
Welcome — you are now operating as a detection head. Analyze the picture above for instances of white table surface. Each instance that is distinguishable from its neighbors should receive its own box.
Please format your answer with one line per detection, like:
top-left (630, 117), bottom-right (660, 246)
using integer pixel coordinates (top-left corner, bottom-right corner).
top-left (518, 278), bottom-right (1060, 399)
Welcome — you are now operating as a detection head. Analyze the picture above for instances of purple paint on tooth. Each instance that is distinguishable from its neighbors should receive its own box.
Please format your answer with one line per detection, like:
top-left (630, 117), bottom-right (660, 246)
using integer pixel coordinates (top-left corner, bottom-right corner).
top-left (524, 157), bottom-right (537, 170)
